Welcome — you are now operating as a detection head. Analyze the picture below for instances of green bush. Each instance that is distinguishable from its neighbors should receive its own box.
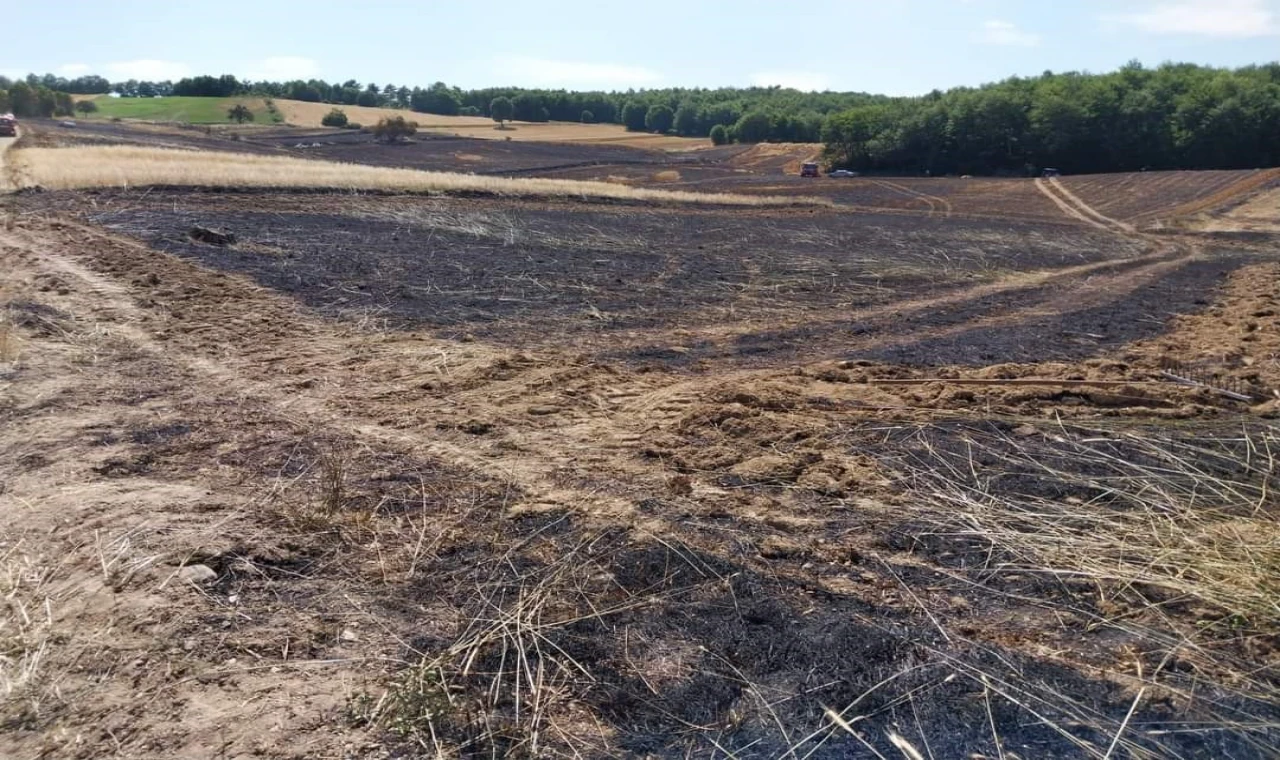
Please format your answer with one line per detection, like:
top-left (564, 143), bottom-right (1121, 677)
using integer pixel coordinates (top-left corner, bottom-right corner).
top-left (321, 108), bottom-right (349, 128)
top-left (227, 104), bottom-right (254, 124)
top-left (709, 124), bottom-right (729, 145)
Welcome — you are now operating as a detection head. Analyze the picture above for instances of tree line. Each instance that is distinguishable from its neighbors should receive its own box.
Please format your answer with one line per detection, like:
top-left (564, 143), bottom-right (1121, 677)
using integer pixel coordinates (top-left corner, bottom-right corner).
top-left (0, 78), bottom-right (76, 118)
top-left (5, 61), bottom-right (1280, 173)
top-left (823, 62), bottom-right (1280, 175)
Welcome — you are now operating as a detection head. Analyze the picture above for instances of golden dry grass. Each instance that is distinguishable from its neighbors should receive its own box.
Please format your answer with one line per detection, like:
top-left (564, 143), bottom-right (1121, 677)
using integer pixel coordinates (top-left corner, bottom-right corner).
top-left (12, 145), bottom-right (828, 207)
top-left (274, 99), bottom-right (709, 150)
top-left (728, 142), bottom-right (824, 174)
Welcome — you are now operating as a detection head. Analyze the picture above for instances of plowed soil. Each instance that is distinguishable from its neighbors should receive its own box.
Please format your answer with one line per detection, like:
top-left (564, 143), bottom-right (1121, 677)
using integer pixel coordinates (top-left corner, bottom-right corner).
top-left (4, 123), bottom-right (1280, 759)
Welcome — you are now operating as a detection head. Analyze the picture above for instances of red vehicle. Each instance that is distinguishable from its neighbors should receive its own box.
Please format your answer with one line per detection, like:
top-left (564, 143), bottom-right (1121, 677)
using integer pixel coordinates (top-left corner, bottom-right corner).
top-left (0, 113), bottom-right (17, 137)
top-left (800, 162), bottom-right (820, 178)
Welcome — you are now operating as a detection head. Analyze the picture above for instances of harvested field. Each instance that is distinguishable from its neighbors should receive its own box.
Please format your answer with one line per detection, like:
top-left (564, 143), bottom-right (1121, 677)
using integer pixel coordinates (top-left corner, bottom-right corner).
top-left (10, 145), bottom-right (824, 207)
top-left (274, 99), bottom-right (709, 150)
top-left (4, 119), bottom-right (1280, 759)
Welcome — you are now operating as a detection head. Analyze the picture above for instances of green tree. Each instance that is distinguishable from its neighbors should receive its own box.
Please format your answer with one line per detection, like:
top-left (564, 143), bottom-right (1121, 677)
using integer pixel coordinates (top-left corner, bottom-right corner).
top-left (490, 96), bottom-right (514, 127)
top-left (621, 101), bottom-right (648, 132)
top-left (581, 109), bottom-right (594, 123)
top-left (513, 92), bottom-right (544, 121)
top-left (74, 99), bottom-right (98, 115)
top-left (321, 108), bottom-right (349, 127)
top-left (673, 105), bottom-right (697, 136)
top-left (645, 104), bottom-right (674, 133)
top-left (53, 92), bottom-right (74, 116)
top-left (709, 124), bottom-right (729, 145)
top-left (412, 82), bottom-right (461, 115)
top-left (734, 111), bottom-right (773, 143)
top-left (371, 115), bottom-right (417, 142)
top-left (227, 104), bottom-right (255, 123)
top-left (8, 82), bottom-right (37, 117)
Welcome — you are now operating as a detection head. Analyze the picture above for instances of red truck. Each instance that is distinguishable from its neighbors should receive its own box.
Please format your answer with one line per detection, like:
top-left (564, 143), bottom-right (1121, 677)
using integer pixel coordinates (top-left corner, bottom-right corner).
top-left (0, 113), bottom-right (17, 137)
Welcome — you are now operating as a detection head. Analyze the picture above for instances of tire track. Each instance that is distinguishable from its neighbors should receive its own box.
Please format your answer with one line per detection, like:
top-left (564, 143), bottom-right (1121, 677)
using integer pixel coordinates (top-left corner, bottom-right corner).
top-left (873, 179), bottom-right (953, 218)
top-left (1035, 177), bottom-right (1132, 234)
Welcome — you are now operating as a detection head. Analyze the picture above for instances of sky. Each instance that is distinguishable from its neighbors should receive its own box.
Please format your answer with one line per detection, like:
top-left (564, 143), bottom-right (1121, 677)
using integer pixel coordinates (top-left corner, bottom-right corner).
top-left (5, 0), bottom-right (1280, 95)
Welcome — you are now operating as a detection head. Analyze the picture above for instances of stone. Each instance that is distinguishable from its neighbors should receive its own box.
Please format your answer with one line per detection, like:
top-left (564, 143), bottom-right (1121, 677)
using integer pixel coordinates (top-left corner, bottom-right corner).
top-left (178, 564), bottom-right (217, 584)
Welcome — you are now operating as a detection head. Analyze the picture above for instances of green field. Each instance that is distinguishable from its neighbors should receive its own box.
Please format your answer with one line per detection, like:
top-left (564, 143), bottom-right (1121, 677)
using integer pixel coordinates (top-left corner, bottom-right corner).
top-left (82, 96), bottom-right (279, 124)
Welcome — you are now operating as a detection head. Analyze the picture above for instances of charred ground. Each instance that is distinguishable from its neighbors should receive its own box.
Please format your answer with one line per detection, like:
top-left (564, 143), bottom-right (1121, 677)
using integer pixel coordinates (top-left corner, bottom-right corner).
top-left (3, 121), bottom-right (1280, 759)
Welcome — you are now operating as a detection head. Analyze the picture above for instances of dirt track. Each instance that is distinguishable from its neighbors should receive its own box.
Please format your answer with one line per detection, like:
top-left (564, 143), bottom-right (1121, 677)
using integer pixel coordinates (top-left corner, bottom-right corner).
top-left (4, 124), bottom-right (1280, 758)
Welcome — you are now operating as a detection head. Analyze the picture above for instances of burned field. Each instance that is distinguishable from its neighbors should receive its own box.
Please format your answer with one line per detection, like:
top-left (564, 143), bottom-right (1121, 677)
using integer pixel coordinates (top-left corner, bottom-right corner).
top-left (34, 189), bottom-right (1191, 369)
top-left (4, 126), bottom-right (1280, 759)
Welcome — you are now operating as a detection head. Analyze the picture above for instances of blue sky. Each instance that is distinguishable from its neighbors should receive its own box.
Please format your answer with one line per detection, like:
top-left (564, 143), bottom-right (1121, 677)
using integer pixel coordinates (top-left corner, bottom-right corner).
top-left (6, 0), bottom-right (1280, 94)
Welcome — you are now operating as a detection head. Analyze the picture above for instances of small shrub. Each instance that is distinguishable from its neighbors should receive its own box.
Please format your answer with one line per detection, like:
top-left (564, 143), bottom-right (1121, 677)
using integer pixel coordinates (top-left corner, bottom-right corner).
top-left (227, 104), bottom-right (254, 124)
top-left (581, 110), bottom-right (594, 124)
top-left (371, 115), bottom-right (417, 143)
top-left (321, 108), bottom-right (349, 128)
top-left (710, 124), bottom-right (729, 145)
top-left (344, 122), bottom-right (362, 130)
top-left (74, 100), bottom-right (98, 115)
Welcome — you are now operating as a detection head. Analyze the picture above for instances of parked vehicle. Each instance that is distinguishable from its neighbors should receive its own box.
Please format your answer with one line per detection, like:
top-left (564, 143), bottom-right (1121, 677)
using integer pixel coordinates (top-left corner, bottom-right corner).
top-left (1042, 168), bottom-right (1061, 178)
top-left (0, 113), bottom-right (17, 137)
top-left (800, 162), bottom-right (820, 178)
top-left (828, 169), bottom-right (859, 178)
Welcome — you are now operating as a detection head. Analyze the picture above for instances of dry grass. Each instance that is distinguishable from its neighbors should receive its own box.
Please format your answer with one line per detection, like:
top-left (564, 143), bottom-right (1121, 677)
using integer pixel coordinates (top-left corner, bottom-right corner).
top-left (883, 421), bottom-right (1280, 755)
top-left (0, 316), bottom-right (17, 363)
top-left (12, 145), bottom-right (828, 207)
top-left (274, 99), bottom-right (709, 150)
top-left (0, 542), bottom-right (58, 725)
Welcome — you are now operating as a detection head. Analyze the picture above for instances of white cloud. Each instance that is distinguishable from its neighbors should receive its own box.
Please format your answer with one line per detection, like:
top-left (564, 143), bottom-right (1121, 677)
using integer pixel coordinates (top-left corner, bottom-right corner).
top-left (1102, 0), bottom-right (1278, 37)
top-left (976, 20), bottom-right (1041, 47)
top-left (750, 71), bottom-right (831, 92)
top-left (243, 56), bottom-right (320, 81)
top-left (106, 59), bottom-right (192, 81)
top-left (57, 63), bottom-right (92, 76)
top-left (491, 55), bottom-right (662, 89)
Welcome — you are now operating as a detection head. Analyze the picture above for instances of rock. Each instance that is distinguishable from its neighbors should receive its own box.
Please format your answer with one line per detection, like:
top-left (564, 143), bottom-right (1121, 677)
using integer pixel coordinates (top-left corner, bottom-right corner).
top-left (178, 564), bottom-right (217, 584)
top-left (340, 628), bottom-right (359, 643)
top-left (188, 226), bottom-right (236, 246)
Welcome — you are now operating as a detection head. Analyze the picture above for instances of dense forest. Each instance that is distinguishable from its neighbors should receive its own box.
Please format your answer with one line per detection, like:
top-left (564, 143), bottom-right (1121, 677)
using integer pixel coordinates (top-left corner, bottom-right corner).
top-left (4, 61), bottom-right (1280, 175)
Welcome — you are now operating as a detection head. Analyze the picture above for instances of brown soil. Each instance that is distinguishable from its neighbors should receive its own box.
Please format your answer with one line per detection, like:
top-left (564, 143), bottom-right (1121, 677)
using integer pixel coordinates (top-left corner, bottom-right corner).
top-left (4, 123), bottom-right (1280, 758)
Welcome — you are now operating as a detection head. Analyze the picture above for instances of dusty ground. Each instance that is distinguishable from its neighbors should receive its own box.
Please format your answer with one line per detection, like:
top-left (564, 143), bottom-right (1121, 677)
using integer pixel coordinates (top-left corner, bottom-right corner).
top-left (3, 124), bottom-right (1280, 759)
